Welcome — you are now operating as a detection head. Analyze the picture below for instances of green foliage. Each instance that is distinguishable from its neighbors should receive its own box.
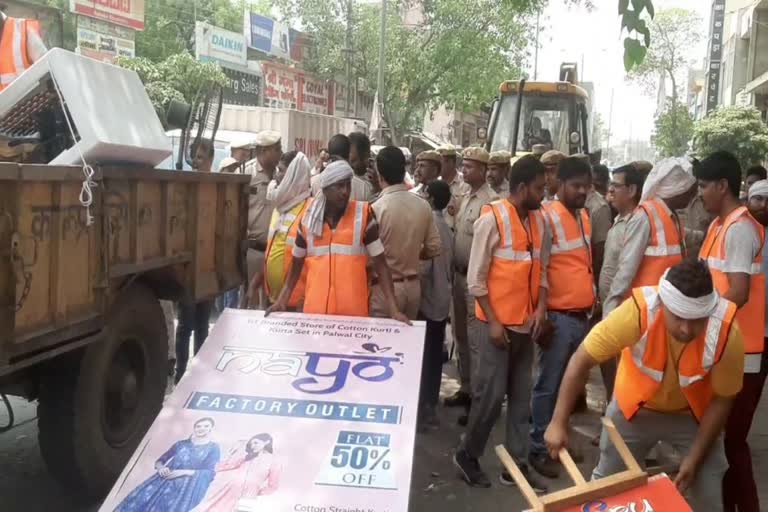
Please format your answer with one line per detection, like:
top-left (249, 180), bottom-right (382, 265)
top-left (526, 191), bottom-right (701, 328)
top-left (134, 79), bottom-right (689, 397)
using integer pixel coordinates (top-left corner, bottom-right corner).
top-left (652, 100), bottom-right (693, 157)
top-left (693, 106), bottom-right (768, 170)
top-left (115, 52), bottom-right (227, 123)
top-left (618, 0), bottom-right (654, 71)
top-left (278, 0), bottom-right (541, 139)
top-left (135, 0), bottom-right (245, 62)
top-left (626, 8), bottom-right (702, 103)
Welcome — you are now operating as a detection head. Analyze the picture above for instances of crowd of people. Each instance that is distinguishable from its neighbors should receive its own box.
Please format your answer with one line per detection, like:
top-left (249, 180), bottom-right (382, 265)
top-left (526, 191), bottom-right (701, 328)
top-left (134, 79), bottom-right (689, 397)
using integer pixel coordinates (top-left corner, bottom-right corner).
top-left (178, 129), bottom-right (768, 512)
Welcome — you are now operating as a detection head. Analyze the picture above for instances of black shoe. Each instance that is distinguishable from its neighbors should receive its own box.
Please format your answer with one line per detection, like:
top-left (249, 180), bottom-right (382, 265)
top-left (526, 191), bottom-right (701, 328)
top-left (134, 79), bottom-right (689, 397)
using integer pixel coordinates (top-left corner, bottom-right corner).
top-left (444, 390), bottom-right (472, 408)
top-left (528, 453), bottom-right (560, 479)
top-left (499, 465), bottom-right (548, 494)
top-left (453, 450), bottom-right (491, 488)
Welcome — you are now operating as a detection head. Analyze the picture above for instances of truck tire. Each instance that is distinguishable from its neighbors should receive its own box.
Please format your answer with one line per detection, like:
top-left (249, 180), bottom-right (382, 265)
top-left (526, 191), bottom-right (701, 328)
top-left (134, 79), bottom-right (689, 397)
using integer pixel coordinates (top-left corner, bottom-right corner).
top-left (38, 283), bottom-right (168, 500)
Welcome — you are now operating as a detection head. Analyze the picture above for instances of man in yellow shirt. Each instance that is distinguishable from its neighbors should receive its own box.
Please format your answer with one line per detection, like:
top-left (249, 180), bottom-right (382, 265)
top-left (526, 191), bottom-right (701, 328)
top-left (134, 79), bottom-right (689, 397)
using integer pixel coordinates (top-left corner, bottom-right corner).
top-left (545, 259), bottom-right (743, 511)
top-left (246, 151), bottom-right (312, 308)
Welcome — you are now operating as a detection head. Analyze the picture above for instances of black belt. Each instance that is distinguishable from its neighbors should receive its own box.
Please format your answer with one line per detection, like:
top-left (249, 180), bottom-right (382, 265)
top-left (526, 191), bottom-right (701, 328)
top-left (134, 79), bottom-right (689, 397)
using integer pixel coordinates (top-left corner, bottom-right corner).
top-left (371, 275), bottom-right (419, 286)
top-left (247, 239), bottom-right (262, 250)
top-left (550, 309), bottom-right (590, 319)
top-left (455, 265), bottom-right (468, 275)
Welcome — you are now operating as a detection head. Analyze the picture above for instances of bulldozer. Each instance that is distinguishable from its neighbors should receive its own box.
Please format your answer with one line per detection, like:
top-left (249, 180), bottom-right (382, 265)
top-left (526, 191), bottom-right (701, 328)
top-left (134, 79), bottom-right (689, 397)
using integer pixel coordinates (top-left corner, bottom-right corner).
top-left (484, 63), bottom-right (598, 161)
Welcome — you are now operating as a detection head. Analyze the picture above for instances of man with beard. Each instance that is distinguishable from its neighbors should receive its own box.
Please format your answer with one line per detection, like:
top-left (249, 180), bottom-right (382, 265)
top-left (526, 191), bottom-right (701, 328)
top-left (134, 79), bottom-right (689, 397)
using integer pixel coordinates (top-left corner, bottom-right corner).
top-left (453, 156), bottom-right (549, 493)
top-left (529, 156), bottom-right (597, 479)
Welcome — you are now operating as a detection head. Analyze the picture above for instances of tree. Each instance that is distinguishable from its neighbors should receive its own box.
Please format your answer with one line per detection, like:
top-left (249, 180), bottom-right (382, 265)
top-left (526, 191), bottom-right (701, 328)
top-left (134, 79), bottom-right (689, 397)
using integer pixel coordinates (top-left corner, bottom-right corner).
top-left (652, 100), bottom-right (693, 157)
top-left (693, 106), bottom-right (768, 170)
top-left (276, 0), bottom-right (538, 140)
top-left (135, 0), bottom-right (245, 62)
top-left (115, 52), bottom-right (227, 123)
top-left (626, 8), bottom-right (701, 106)
top-left (592, 112), bottom-right (610, 150)
top-left (617, 0), bottom-right (655, 72)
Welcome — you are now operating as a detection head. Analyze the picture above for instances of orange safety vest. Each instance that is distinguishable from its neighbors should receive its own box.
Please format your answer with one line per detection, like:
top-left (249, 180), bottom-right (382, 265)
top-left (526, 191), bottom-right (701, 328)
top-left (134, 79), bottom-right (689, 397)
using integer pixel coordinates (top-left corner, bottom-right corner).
top-left (0, 17), bottom-right (39, 92)
top-left (699, 206), bottom-right (766, 369)
top-left (615, 286), bottom-right (736, 422)
top-left (264, 198), bottom-right (311, 308)
top-left (630, 199), bottom-right (685, 288)
top-left (543, 201), bottom-right (596, 310)
top-left (475, 199), bottom-right (545, 326)
top-left (301, 200), bottom-right (370, 317)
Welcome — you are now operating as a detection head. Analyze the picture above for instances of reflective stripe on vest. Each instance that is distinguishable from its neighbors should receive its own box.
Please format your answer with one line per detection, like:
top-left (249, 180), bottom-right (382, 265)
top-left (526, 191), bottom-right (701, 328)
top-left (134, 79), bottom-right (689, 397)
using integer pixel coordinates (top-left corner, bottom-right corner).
top-left (615, 286), bottom-right (735, 421)
top-left (0, 18), bottom-right (31, 91)
top-left (699, 206), bottom-right (766, 370)
top-left (543, 201), bottom-right (595, 310)
top-left (476, 200), bottom-right (544, 326)
top-left (302, 200), bottom-right (370, 317)
top-left (630, 200), bottom-right (685, 290)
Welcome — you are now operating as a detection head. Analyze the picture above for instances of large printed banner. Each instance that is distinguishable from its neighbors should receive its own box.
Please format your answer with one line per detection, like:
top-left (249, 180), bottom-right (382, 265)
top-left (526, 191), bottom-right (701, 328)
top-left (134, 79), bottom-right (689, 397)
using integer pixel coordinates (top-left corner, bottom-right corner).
top-left (262, 62), bottom-right (298, 110)
top-left (101, 311), bottom-right (425, 512)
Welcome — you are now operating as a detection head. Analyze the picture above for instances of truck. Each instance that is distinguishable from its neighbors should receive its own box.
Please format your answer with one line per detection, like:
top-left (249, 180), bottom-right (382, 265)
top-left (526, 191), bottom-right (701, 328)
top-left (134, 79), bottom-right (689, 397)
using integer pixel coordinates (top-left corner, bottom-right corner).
top-left (219, 105), bottom-right (367, 160)
top-left (0, 163), bottom-right (249, 499)
top-left (0, 12), bottom-right (251, 500)
top-left (485, 63), bottom-right (596, 159)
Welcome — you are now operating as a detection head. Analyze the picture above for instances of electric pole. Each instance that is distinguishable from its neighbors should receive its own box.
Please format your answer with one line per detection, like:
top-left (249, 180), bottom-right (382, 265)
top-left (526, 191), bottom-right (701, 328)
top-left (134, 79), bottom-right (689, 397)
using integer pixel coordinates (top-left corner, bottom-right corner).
top-left (376, 0), bottom-right (386, 138)
top-left (533, 11), bottom-right (540, 80)
top-left (345, 0), bottom-right (353, 117)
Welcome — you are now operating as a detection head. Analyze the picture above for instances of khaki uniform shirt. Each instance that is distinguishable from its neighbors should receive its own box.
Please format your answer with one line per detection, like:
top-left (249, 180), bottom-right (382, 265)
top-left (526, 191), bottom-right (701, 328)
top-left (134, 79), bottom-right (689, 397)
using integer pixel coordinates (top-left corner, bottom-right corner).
top-left (372, 184), bottom-right (441, 279)
top-left (677, 195), bottom-right (712, 256)
top-left (245, 159), bottom-right (274, 245)
top-left (453, 183), bottom-right (499, 269)
top-left (445, 173), bottom-right (471, 230)
top-left (586, 190), bottom-right (612, 245)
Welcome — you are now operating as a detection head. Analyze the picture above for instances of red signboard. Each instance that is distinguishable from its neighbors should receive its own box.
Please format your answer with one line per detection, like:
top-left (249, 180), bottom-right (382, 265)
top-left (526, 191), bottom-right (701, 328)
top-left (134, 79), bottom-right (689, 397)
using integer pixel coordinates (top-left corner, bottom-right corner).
top-left (298, 74), bottom-right (329, 114)
top-left (71, 0), bottom-right (145, 31)
top-left (262, 62), bottom-right (298, 110)
top-left (557, 475), bottom-right (691, 512)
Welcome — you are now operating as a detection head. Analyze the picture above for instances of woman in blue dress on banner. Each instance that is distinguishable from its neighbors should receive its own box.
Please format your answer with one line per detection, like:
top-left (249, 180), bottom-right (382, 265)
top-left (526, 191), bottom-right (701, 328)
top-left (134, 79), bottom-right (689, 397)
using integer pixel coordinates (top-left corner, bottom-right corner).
top-left (115, 417), bottom-right (221, 512)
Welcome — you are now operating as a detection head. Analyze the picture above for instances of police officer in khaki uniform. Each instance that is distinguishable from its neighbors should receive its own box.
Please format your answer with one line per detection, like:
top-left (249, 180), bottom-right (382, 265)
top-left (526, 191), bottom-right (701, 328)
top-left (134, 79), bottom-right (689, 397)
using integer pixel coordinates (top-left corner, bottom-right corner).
top-left (438, 144), bottom-right (470, 230)
top-left (244, 130), bottom-right (282, 308)
top-left (487, 150), bottom-right (511, 198)
top-left (445, 147), bottom-right (498, 422)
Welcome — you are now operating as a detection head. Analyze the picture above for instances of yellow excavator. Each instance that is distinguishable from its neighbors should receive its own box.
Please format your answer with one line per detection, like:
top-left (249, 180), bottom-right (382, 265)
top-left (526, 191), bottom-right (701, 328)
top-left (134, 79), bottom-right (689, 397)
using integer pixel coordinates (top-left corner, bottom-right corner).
top-left (484, 63), bottom-right (598, 160)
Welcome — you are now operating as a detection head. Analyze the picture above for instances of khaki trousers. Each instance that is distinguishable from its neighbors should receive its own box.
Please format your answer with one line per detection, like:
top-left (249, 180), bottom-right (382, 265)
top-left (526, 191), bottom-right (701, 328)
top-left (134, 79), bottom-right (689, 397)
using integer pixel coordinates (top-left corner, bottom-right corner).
top-left (369, 280), bottom-right (420, 320)
top-left (451, 272), bottom-right (482, 393)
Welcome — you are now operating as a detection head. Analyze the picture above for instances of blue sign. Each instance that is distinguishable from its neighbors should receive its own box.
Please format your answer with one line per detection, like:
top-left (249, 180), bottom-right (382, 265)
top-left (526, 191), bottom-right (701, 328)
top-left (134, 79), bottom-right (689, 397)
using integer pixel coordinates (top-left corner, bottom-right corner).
top-left (249, 13), bottom-right (273, 53)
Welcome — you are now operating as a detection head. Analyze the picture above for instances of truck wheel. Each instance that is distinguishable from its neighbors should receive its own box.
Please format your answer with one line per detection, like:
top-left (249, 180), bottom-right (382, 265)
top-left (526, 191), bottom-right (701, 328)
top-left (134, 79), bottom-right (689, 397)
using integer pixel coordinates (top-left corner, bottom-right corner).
top-left (38, 283), bottom-right (168, 500)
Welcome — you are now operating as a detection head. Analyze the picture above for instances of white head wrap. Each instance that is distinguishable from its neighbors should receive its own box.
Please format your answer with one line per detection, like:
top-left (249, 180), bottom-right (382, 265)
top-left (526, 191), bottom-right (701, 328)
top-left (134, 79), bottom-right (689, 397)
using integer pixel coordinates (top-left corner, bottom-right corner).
top-left (641, 157), bottom-right (696, 202)
top-left (658, 268), bottom-right (719, 320)
top-left (302, 160), bottom-right (354, 237)
top-left (748, 179), bottom-right (768, 200)
top-left (273, 152), bottom-right (312, 213)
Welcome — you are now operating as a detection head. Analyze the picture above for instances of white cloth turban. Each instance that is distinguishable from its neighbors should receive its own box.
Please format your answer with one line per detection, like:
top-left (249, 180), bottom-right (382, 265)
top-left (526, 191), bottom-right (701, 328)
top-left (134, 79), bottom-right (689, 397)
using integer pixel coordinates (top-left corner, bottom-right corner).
top-left (302, 160), bottom-right (354, 237)
top-left (641, 157), bottom-right (696, 202)
top-left (658, 269), bottom-right (719, 320)
top-left (748, 179), bottom-right (768, 200)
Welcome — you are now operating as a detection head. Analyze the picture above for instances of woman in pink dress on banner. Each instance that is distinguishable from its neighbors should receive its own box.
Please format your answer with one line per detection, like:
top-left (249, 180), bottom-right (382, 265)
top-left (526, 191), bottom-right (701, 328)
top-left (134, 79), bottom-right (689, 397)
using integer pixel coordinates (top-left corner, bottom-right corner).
top-left (194, 433), bottom-right (281, 511)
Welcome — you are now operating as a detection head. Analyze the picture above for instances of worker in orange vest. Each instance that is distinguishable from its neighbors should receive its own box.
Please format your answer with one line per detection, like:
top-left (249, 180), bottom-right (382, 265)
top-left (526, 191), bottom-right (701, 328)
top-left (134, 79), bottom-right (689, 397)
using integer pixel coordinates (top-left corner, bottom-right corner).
top-left (266, 159), bottom-right (409, 324)
top-left (603, 158), bottom-right (697, 317)
top-left (546, 259), bottom-right (744, 511)
top-left (0, 10), bottom-right (46, 92)
top-left (528, 156), bottom-right (596, 479)
top-left (452, 155), bottom-right (549, 492)
top-left (694, 151), bottom-right (766, 512)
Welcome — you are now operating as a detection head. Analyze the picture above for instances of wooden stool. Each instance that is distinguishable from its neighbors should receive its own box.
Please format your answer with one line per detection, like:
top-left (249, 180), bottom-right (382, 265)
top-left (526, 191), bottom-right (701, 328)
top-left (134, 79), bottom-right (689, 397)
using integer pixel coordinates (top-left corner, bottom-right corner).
top-left (495, 417), bottom-right (648, 512)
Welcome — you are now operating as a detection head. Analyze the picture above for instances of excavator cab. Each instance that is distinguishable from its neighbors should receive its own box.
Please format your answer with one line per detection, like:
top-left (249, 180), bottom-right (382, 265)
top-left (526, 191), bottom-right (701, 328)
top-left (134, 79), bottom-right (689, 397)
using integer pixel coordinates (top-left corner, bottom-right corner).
top-left (485, 63), bottom-right (593, 158)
